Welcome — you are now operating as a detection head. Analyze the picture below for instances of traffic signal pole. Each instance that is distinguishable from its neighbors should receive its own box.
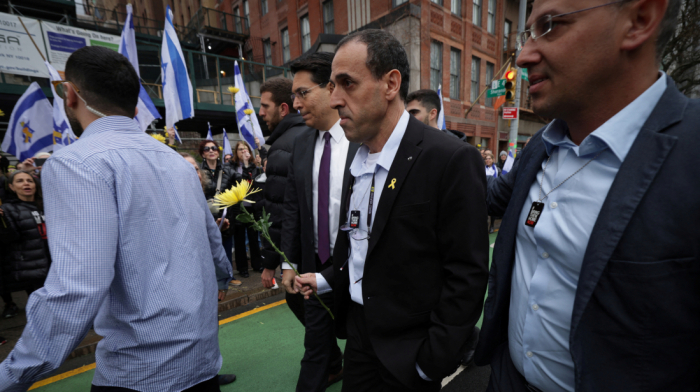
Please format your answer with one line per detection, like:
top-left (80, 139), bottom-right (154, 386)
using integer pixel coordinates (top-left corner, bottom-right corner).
top-left (508, 0), bottom-right (528, 157)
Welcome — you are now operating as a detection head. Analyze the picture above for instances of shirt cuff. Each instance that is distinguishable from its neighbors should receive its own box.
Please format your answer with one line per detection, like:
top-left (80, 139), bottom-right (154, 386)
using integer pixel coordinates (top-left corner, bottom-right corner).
top-left (316, 273), bottom-right (332, 295)
top-left (281, 262), bottom-right (297, 270)
top-left (416, 363), bottom-right (432, 381)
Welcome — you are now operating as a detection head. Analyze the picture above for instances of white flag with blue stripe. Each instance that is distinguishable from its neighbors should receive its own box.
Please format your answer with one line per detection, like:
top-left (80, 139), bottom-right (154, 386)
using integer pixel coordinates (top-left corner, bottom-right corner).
top-left (1, 82), bottom-right (54, 161)
top-left (161, 5), bottom-right (194, 128)
top-left (233, 61), bottom-right (264, 148)
top-left (206, 122), bottom-right (214, 141)
top-left (502, 150), bottom-right (514, 174)
top-left (222, 128), bottom-right (233, 158)
top-left (119, 3), bottom-right (161, 131)
top-left (437, 84), bottom-right (447, 130)
top-left (45, 61), bottom-right (77, 150)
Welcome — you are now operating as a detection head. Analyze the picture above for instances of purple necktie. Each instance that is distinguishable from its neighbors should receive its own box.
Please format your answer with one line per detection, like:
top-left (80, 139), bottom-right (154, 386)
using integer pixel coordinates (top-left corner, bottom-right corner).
top-left (318, 132), bottom-right (332, 264)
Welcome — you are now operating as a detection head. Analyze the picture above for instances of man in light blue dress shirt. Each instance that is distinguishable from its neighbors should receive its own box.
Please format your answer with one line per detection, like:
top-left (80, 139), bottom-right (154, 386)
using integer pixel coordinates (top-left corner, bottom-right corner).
top-left (0, 47), bottom-right (232, 392)
top-left (476, 1), bottom-right (700, 392)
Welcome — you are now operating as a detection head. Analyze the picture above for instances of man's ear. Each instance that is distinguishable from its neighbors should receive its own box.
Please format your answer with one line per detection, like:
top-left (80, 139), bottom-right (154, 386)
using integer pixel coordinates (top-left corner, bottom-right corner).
top-left (64, 83), bottom-right (80, 110)
top-left (279, 102), bottom-right (290, 117)
top-left (620, 0), bottom-right (668, 53)
top-left (430, 108), bottom-right (438, 122)
top-left (384, 69), bottom-right (402, 101)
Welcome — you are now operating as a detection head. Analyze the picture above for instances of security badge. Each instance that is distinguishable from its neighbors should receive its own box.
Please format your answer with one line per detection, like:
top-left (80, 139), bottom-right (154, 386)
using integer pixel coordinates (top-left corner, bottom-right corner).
top-left (525, 202), bottom-right (544, 227)
top-left (349, 210), bottom-right (361, 229)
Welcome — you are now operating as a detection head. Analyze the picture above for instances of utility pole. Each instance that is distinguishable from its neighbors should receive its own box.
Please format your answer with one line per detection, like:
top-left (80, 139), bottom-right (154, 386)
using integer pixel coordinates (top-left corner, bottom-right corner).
top-left (508, 0), bottom-right (528, 157)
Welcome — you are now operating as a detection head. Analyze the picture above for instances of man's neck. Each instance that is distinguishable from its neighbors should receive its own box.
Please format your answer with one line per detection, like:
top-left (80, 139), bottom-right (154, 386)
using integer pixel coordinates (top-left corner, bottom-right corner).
top-left (566, 67), bottom-right (659, 145)
top-left (317, 111), bottom-right (340, 132)
top-left (364, 101), bottom-right (404, 154)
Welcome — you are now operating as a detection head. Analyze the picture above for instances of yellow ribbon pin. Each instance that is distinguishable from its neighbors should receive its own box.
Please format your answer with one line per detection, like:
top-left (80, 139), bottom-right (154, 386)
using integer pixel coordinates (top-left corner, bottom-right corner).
top-left (388, 178), bottom-right (396, 189)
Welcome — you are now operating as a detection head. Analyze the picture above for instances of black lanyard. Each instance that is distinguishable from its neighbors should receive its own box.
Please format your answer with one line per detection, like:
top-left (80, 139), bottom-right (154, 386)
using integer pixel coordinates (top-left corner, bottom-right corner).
top-left (347, 172), bottom-right (376, 234)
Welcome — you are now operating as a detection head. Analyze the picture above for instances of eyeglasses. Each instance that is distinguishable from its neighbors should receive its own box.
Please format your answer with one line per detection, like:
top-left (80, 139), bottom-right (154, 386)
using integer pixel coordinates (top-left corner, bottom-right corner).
top-left (51, 80), bottom-right (108, 118)
top-left (290, 83), bottom-right (326, 101)
top-left (516, 0), bottom-right (629, 51)
top-left (202, 146), bottom-right (218, 152)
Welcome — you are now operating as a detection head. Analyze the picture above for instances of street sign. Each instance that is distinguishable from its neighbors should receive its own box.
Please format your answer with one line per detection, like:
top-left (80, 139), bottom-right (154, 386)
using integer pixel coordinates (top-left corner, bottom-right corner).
top-left (522, 68), bottom-right (529, 81)
top-left (503, 107), bottom-right (518, 119)
top-left (488, 79), bottom-right (507, 98)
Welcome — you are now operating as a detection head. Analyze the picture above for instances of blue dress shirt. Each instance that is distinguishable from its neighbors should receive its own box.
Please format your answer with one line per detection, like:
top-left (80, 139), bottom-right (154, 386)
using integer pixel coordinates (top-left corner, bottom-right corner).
top-left (0, 116), bottom-right (233, 392)
top-left (508, 74), bottom-right (667, 392)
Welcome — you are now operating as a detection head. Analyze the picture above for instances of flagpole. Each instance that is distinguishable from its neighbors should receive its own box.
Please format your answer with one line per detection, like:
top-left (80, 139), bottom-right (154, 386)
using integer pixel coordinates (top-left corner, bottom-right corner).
top-left (464, 55), bottom-right (513, 118)
top-left (17, 17), bottom-right (46, 62)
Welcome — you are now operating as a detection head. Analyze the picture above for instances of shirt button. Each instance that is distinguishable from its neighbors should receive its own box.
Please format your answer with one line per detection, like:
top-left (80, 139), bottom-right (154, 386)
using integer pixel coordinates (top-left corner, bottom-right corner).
top-left (550, 202), bottom-right (558, 209)
top-left (542, 252), bottom-right (549, 259)
top-left (532, 304), bottom-right (539, 311)
top-left (527, 351), bottom-right (534, 358)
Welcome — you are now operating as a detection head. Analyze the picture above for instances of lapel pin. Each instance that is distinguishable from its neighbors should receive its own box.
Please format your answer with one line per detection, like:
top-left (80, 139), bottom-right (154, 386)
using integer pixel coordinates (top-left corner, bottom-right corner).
top-left (388, 178), bottom-right (397, 189)
top-left (407, 156), bottom-right (413, 161)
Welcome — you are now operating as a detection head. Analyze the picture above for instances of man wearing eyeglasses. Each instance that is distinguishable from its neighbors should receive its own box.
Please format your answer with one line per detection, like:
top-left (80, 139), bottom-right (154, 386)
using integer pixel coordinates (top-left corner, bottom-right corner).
top-left (0, 46), bottom-right (233, 391)
top-left (280, 52), bottom-right (360, 391)
top-left (475, 1), bottom-right (699, 392)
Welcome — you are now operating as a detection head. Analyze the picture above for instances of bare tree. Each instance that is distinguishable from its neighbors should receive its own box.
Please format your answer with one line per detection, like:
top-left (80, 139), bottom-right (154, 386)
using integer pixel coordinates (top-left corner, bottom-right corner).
top-left (662, 0), bottom-right (700, 97)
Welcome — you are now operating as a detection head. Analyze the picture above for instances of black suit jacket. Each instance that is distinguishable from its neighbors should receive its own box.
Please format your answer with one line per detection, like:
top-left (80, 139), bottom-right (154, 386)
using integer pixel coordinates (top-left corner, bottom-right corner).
top-left (280, 128), bottom-right (360, 274)
top-left (322, 116), bottom-right (490, 387)
top-left (475, 77), bottom-right (700, 391)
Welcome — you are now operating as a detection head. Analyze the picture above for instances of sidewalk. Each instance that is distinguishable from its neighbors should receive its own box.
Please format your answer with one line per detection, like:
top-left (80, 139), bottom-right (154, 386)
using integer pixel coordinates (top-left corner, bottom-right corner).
top-left (0, 268), bottom-right (284, 362)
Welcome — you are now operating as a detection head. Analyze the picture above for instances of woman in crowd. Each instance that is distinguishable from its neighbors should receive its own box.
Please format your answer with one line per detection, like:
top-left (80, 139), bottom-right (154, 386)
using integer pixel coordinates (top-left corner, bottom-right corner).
top-left (198, 140), bottom-right (241, 275)
top-left (484, 152), bottom-right (501, 233)
top-left (498, 151), bottom-right (508, 170)
top-left (0, 171), bottom-right (50, 319)
top-left (230, 141), bottom-right (262, 278)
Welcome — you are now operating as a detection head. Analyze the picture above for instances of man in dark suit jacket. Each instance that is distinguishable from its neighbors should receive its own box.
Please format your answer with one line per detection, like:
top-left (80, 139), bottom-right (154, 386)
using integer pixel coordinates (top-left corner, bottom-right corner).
top-left (280, 52), bottom-right (360, 392)
top-left (295, 29), bottom-right (489, 391)
top-left (475, 1), bottom-right (699, 391)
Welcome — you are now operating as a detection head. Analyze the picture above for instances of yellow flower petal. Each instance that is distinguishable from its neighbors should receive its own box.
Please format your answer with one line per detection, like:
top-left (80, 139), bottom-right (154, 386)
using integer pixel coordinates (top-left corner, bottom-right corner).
top-left (151, 134), bottom-right (166, 143)
top-left (212, 180), bottom-right (262, 210)
top-left (244, 109), bottom-right (254, 115)
top-left (228, 86), bottom-right (240, 94)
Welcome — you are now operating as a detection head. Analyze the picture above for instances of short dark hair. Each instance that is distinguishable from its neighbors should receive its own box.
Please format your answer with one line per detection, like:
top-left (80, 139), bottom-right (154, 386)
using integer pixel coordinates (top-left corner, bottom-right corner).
top-left (64, 46), bottom-right (140, 117)
top-left (406, 89), bottom-right (441, 116)
top-left (198, 140), bottom-right (220, 157)
top-left (260, 78), bottom-right (294, 109)
top-left (336, 29), bottom-right (410, 101)
top-left (290, 52), bottom-right (334, 86)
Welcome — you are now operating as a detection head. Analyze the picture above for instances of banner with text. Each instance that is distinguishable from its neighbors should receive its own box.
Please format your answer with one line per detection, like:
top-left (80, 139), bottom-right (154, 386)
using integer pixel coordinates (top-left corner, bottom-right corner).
top-left (0, 13), bottom-right (48, 78)
top-left (41, 21), bottom-right (120, 72)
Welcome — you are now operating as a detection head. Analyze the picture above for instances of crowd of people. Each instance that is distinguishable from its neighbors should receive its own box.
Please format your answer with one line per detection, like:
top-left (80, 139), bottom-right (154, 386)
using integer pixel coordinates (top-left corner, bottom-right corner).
top-left (0, 1), bottom-right (697, 391)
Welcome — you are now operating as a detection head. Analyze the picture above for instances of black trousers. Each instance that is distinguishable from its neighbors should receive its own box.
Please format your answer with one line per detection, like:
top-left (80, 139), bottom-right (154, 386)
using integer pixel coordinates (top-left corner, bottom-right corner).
top-left (91, 376), bottom-right (219, 392)
top-left (233, 222), bottom-right (261, 273)
top-left (286, 291), bottom-right (306, 326)
top-left (486, 342), bottom-right (540, 392)
top-left (295, 257), bottom-right (342, 392)
top-left (342, 302), bottom-right (441, 392)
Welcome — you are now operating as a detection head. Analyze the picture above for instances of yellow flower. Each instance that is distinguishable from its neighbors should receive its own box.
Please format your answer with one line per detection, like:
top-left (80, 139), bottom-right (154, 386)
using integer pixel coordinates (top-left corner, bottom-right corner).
top-left (244, 108), bottom-right (254, 115)
top-left (212, 180), bottom-right (262, 209)
top-left (228, 86), bottom-right (240, 94)
top-left (0, 109), bottom-right (5, 116)
top-left (151, 133), bottom-right (166, 143)
top-left (219, 146), bottom-right (223, 151)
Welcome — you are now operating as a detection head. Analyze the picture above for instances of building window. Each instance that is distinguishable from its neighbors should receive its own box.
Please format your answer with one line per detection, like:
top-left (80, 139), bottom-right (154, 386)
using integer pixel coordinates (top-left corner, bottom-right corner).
top-left (451, 0), bottom-right (461, 15)
top-left (485, 62), bottom-right (494, 106)
top-left (430, 41), bottom-right (443, 92)
top-left (323, 1), bottom-right (334, 34)
top-left (504, 19), bottom-right (512, 50)
top-left (472, 0), bottom-right (482, 27)
top-left (450, 49), bottom-right (461, 100)
top-left (281, 28), bottom-right (290, 63)
top-left (300, 15), bottom-right (311, 53)
top-left (471, 56), bottom-right (481, 103)
top-left (243, 0), bottom-right (250, 28)
top-left (234, 6), bottom-right (241, 33)
top-left (431, 0), bottom-right (443, 5)
top-left (487, 0), bottom-right (496, 34)
top-left (393, 0), bottom-right (408, 6)
top-left (263, 39), bottom-right (272, 65)
top-left (261, 0), bottom-right (268, 16)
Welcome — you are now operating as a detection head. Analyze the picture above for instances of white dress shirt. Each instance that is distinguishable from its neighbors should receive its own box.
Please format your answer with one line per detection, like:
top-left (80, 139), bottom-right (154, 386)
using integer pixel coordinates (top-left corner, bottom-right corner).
top-left (283, 119), bottom-right (349, 270)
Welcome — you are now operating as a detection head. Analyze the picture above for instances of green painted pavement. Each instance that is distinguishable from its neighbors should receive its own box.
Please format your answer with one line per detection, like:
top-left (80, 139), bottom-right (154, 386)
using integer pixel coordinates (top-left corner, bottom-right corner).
top-left (33, 233), bottom-right (498, 391)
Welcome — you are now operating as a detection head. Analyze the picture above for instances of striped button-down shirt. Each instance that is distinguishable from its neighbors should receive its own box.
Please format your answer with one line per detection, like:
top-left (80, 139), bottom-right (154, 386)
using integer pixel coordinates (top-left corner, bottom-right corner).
top-left (0, 116), bottom-right (232, 392)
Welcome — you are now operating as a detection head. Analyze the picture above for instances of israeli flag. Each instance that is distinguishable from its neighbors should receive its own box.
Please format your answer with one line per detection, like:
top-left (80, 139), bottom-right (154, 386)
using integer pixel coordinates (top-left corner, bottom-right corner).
top-left (502, 150), bottom-right (514, 174)
top-left (45, 61), bottom-right (77, 150)
top-left (206, 122), bottom-right (214, 141)
top-left (222, 128), bottom-right (233, 158)
top-left (437, 84), bottom-right (447, 130)
top-left (119, 3), bottom-right (161, 131)
top-left (1, 83), bottom-right (54, 161)
top-left (233, 61), bottom-right (264, 149)
top-left (161, 5), bottom-right (194, 128)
